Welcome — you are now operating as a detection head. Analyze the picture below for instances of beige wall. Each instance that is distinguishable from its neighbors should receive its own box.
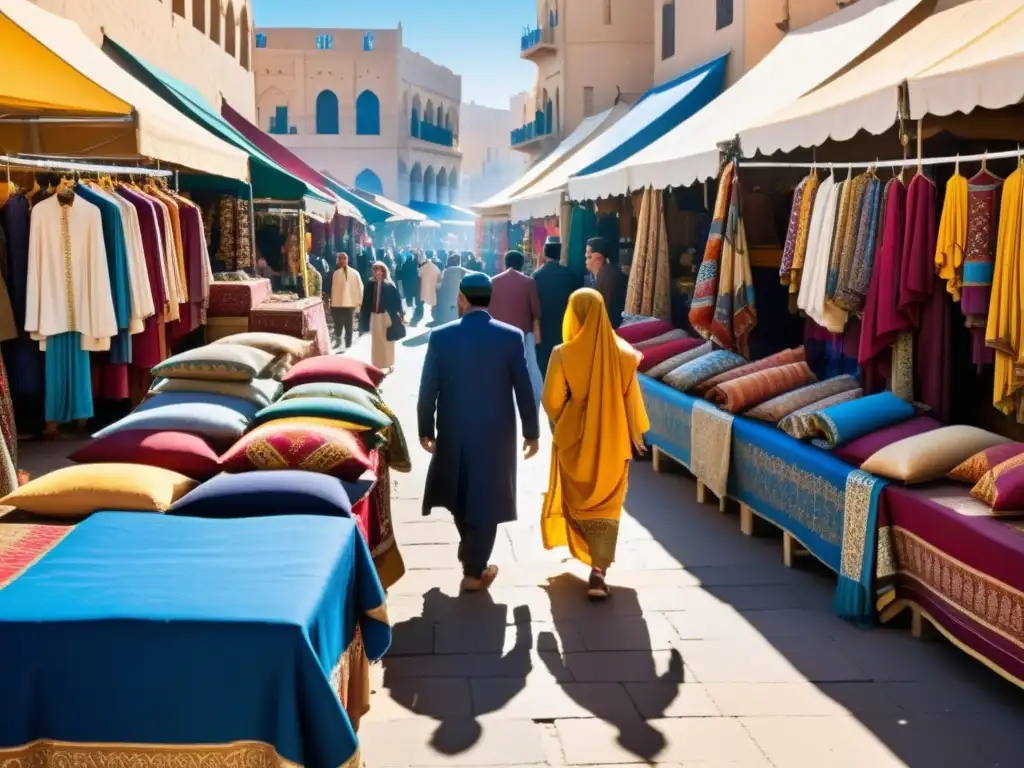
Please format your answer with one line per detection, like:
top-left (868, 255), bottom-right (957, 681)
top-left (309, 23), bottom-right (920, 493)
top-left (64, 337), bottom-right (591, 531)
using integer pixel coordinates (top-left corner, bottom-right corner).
top-left (32, 0), bottom-right (256, 120)
top-left (254, 26), bottom-right (462, 205)
top-left (516, 0), bottom-right (654, 161)
top-left (458, 102), bottom-right (528, 205)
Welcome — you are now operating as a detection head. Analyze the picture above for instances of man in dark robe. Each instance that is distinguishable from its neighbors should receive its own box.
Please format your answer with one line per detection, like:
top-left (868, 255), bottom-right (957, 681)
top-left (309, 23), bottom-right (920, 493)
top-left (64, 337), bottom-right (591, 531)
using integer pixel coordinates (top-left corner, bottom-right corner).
top-left (417, 272), bottom-right (540, 591)
top-left (532, 236), bottom-right (582, 377)
top-left (586, 236), bottom-right (628, 329)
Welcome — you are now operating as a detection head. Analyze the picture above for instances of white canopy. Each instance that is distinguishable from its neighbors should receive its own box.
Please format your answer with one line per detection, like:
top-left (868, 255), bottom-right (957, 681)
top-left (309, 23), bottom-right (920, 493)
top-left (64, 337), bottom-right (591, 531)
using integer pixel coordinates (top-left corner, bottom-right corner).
top-left (472, 109), bottom-right (617, 216)
top-left (569, 0), bottom-right (924, 201)
top-left (0, 0), bottom-right (249, 181)
top-left (907, 4), bottom-right (1024, 118)
top-left (741, 0), bottom-right (1024, 157)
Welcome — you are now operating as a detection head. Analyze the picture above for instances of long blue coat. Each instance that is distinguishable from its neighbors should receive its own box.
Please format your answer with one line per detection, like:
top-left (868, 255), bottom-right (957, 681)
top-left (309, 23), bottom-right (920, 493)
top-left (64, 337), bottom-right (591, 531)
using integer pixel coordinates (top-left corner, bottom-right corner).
top-left (417, 311), bottom-right (540, 526)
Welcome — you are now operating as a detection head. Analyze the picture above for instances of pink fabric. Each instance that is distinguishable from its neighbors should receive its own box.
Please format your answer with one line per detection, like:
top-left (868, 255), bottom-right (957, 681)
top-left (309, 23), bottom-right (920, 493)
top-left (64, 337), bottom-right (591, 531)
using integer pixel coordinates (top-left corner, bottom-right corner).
top-left (833, 415), bottom-right (943, 467)
top-left (617, 319), bottom-right (672, 345)
top-left (638, 338), bottom-right (704, 373)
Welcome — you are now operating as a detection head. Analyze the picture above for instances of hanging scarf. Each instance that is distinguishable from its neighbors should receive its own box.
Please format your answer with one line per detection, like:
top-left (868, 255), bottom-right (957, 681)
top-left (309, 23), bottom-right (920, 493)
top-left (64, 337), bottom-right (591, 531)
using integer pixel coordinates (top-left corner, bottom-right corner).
top-left (986, 167), bottom-right (1023, 414)
top-left (689, 161), bottom-right (734, 339)
top-left (787, 173), bottom-right (820, 312)
top-left (626, 188), bottom-right (671, 320)
top-left (780, 176), bottom-right (809, 285)
top-left (935, 171), bottom-right (968, 302)
top-left (834, 176), bottom-right (882, 312)
top-left (963, 170), bottom-right (1002, 370)
top-left (827, 174), bottom-right (867, 299)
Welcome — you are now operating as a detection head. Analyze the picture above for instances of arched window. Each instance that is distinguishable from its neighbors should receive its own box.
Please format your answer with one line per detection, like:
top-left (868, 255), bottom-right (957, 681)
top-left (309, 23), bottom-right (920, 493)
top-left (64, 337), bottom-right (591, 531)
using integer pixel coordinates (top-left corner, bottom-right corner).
top-left (449, 168), bottom-right (458, 203)
top-left (410, 94), bottom-right (421, 137)
top-left (437, 167), bottom-right (448, 205)
top-left (315, 90), bottom-right (339, 135)
top-left (224, 0), bottom-right (236, 58)
top-left (210, 0), bottom-right (221, 45)
top-left (436, 104), bottom-right (443, 126)
top-left (355, 90), bottom-right (381, 136)
top-left (173, 0), bottom-right (185, 18)
top-left (444, 110), bottom-right (451, 131)
top-left (355, 169), bottom-right (383, 196)
top-left (544, 99), bottom-right (553, 135)
top-left (192, 0), bottom-right (206, 33)
top-left (424, 99), bottom-right (435, 125)
top-left (363, 32), bottom-right (375, 51)
top-left (410, 163), bottom-right (423, 202)
top-left (240, 5), bottom-right (251, 70)
top-left (423, 166), bottom-right (436, 204)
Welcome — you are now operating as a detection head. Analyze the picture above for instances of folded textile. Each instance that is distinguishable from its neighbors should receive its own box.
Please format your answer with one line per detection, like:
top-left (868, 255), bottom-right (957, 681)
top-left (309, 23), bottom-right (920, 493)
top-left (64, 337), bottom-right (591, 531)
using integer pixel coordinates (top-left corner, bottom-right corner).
top-left (803, 391), bottom-right (917, 449)
top-left (745, 375), bottom-right (860, 423)
top-left (639, 337), bottom-right (704, 373)
top-left (633, 328), bottom-right (689, 351)
top-left (662, 350), bottom-right (746, 393)
top-left (694, 346), bottom-right (806, 395)
top-left (643, 341), bottom-right (713, 380)
top-left (778, 388), bottom-right (863, 440)
top-left (706, 361), bottom-right (817, 414)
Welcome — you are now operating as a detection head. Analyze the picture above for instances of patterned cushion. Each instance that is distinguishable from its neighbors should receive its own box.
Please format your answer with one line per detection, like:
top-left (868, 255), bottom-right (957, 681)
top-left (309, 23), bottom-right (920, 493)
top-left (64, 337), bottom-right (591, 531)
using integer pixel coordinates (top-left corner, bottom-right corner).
top-left (282, 356), bottom-right (384, 392)
top-left (745, 375), bottom-right (860, 423)
top-left (251, 397), bottom-right (391, 433)
top-left (706, 361), bottom-right (817, 414)
top-left (802, 392), bottom-right (917, 449)
top-left (137, 391), bottom-right (261, 422)
top-left (662, 350), bottom-right (746, 393)
top-left (834, 416), bottom-right (944, 467)
top-left (694, 347), bottom-right (806, 396)
top-left (971, 453), bottom-right (1024, 511)
top-left (149, 377), bottom-right (283, 408)
top-left (169, 470), bottom-right (373, 520)
top-left (861, 425), bottom-right (1012, 483)
top-left (949, 443), bottom-right (1024, 485)
top-left (151, 345), bottom-right (276, 382)
top-left (778, 389), bottom-right (863, 439)
top-left (638, 338), bottom-right (704, 373)
top-left (643, 341), bottom-right (713, 380)
top-left (0, 463), bottom-right (196, 518)
top-left (211, 332), bottom-right (316, 368)
top-left (69, 430), bottom-right (221, 481)
top-left (616, 318), bottom-right (671, 344)
top-left (220, 422), bottom-right (373, 481)
top-left (633, 328), bottom-right (689, 351)
top-left (92, 403), bottom-right (251, 448)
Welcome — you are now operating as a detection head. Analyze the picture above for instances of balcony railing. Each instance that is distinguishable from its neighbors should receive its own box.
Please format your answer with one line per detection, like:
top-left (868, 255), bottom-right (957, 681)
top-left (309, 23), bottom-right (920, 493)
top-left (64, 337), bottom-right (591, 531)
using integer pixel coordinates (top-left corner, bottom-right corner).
top-left (510, 111), bottom-right (552, 147)
top-left (415, 120), bottom-right (454, 147)
top-left (520, 25), bottom-right (556, 56)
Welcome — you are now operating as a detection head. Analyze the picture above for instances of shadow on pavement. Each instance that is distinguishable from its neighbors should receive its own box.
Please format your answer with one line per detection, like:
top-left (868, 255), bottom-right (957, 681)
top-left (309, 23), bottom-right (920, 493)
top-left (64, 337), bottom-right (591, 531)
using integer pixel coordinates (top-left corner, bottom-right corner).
top-left (379, 587), bottom-right (532, 755)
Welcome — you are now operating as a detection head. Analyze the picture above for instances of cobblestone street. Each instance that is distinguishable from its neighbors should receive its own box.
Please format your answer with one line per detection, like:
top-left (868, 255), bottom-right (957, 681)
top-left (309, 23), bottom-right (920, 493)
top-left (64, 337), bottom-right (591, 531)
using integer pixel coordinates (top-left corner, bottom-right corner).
top-left (347, 324), bottom-right (1024, 768)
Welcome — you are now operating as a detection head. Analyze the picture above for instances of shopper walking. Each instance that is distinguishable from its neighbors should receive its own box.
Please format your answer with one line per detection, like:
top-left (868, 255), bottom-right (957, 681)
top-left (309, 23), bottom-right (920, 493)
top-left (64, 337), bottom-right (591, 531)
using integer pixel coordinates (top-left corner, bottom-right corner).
top-left (360, 261), bottom-right (404, 373)
top-left (330, 252), bottom-right (363, 350)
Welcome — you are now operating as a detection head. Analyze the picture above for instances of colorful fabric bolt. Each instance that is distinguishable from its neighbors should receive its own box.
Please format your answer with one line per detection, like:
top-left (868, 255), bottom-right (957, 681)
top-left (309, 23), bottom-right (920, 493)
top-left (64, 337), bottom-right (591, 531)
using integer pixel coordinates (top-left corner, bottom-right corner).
top-left (745, 374), bottom-right (859, 423)
top-left (804, 391), bottom-right (916, 449)
top-left (706, 361), bottom-right (818, 414)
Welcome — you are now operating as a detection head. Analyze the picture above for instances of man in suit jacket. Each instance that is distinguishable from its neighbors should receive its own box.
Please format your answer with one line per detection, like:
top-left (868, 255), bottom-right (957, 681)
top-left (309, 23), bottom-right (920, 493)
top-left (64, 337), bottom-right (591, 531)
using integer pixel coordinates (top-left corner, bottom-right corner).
top-left (532, 236), bottom-right (582, 378)
top-left (586, 236), bottom-right (628, 329)
top-left (489, 250), bottom-right (543, 404)
top-left (418, 272), bottom-right (540, 592)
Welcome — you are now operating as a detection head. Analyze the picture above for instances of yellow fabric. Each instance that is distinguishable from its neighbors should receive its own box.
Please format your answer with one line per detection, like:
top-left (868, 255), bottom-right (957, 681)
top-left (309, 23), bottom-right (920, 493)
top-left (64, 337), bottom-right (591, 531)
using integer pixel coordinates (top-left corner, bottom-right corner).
top-left (540, 288), bottom-right (649, 568)
top-left (935, 171), bottom-right (968, 302)
top-left (986, 168), bottom-right (1024, 414)
top-left (0, 463), bottom-right (196, 517)
top-left (788, 172), bottom-right (820, 298)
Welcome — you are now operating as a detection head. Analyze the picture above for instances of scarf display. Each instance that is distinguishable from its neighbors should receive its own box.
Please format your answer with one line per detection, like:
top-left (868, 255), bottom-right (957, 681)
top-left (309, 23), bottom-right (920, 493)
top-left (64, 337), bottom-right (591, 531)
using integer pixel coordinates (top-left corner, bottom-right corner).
top-left (626, 188), bottom-right (671, 321)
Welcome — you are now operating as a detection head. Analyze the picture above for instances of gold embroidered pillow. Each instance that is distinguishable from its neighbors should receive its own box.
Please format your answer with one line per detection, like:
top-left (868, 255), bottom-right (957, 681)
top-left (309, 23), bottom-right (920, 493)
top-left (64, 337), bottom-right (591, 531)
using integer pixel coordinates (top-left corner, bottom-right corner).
top-left (949, 443), bottom-right (1024, 484)
top-left (151, 345), bottom-right (276, 382)
top-left (971, 453), bottom-right (1024, 512)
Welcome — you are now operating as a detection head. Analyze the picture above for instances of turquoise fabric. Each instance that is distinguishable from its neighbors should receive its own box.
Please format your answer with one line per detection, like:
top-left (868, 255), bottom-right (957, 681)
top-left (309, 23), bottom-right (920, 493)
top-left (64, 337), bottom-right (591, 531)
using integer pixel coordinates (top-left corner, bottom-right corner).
top-left (93, 403), bottom-right (250, 445)
top-left (662, 349), bottom-right (746, 392)
top-left (44, 332), bottom-right (93, 423)
top-left (0, 513), bottom-right (389, 765)
top-left (252, 396), bottom-right (391, 432)
top-left (566, 204), bottom-right (597, 276)
top-left (809, 392), bottom-right (917, 449)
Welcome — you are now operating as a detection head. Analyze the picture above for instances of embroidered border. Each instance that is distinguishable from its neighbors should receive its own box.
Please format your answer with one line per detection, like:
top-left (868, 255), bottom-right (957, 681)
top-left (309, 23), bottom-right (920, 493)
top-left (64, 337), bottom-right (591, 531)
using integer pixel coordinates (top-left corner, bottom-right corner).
top-left (690, 401), bottom-right (733, 498)
top-left (892, 526), bottom-right (1024, 648)
top-left (0, 525), bottom-right (71, 590)
top-left (839, 470), bottom-right (879, 583)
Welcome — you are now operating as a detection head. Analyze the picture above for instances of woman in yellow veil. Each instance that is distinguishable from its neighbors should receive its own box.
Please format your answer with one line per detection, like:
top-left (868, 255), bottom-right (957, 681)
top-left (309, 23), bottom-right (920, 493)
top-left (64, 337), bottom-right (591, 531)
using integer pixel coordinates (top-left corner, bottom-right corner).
top-left (541, 288), bottom-right (650, 598)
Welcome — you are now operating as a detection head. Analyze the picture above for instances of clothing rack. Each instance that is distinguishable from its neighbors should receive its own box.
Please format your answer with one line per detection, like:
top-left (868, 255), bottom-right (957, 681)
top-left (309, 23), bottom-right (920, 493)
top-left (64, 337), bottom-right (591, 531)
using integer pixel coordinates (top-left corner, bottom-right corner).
top-left (0, 154), bottom-right (173, 177)
top-left (739, 147), bottom-right (1024, 171)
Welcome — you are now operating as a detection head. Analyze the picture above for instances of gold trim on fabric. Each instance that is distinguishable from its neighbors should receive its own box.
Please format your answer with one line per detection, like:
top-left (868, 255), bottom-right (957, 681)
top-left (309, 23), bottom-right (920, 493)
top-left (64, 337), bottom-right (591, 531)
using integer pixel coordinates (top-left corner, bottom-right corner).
top-left (690, 401), bottom-right (732, 498)
top-left (891, 332), bottom-right (914, 401)
top-left (890, 526), bottom-right (1024, 649)
top-left (365, 603), bottom-right (390, 625)
top-left (839, 470), bottom-right (878, 582)
top-left (568, 517), bottom-right (620, 571)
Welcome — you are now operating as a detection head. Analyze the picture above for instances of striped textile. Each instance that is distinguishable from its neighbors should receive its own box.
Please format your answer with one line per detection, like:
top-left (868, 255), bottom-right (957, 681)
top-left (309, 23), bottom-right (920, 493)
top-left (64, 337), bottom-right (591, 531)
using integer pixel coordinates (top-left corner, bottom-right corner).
top-left (706, 361), bottom-right (818, 414)
top-left (695, 346), bottom-right (806, 396)
top-left (745, 374), bottom-right (860, 423)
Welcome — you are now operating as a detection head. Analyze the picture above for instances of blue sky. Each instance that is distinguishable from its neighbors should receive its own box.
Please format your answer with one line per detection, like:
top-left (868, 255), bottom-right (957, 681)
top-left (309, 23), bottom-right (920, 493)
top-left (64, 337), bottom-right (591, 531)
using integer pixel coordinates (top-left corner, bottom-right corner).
top-left (252, 0), bottom-right (537, 109)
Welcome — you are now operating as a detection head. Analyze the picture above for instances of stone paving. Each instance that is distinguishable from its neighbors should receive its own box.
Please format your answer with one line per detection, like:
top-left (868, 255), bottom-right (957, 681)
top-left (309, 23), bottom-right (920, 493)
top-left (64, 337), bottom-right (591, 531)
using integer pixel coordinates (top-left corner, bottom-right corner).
top-left (359, 323), bottom-right (1024, 768)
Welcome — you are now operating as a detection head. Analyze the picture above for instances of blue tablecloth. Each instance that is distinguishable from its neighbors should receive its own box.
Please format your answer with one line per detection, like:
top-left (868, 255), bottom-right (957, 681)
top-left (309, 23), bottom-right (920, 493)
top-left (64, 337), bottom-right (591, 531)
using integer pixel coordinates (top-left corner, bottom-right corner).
top-left (0, 513), bottom-right (390, 767)
top-left (640, 376), bottom-right (694, 467)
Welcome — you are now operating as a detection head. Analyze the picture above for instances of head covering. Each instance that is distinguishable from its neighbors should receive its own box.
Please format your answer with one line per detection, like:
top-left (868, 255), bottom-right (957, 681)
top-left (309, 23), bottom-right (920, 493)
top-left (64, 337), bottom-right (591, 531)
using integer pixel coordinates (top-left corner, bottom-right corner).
top-left (543, 237), bottom-right (562, 262)
top-left (459, 271), bottom-right (492, 307)
top-left (587, 237), bottom-right (613, 262)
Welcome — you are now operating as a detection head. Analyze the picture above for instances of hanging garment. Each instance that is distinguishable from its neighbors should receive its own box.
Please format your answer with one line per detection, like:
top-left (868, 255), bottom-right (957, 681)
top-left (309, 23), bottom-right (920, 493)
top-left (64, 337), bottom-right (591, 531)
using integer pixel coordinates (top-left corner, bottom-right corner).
top-left (834, 176), bottom-right (883, 313)
top-left (799, 175), bottom-right (847, 332)
top-left (0, 193), bottom-right (42, 397)
top-left (44, 330), bottom-right (93, 423)
top-left (148, 193), bottom-right (183, 323)
top-left (986, 167), bottom-right (1024, 415)
top-left (117, 186), bottom-right (168, 370)
top-left (962, 170), bottom-right (1002, 370)
top-left (25, 194), bottom-right (117, 351)
top-left (626, 188), bottom-right (671, 321)
top-left (780, 174), bottom-right (814, 286)
top-left (897, 174), bottom-right (938, 330)
top-left (826, 173), bottom-right (867, 300)
top-left (935, 171), bottom-right (968, 302)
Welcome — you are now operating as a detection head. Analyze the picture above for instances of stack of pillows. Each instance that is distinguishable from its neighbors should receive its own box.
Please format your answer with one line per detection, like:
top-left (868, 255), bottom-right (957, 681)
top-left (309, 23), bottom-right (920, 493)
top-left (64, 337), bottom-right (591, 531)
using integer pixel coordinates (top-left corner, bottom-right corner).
top-left (0, 334), bottom-right (405, 529)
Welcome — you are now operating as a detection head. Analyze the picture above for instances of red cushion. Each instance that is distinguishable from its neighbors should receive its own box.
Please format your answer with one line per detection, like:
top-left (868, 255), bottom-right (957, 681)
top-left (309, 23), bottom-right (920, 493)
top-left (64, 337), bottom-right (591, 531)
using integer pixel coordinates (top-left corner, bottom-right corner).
top-left (219, 422), bottom-right (374, 481)
top-left (68, 430), bottom-right (221, 481)
top-left (282, 356), bottom-right (384, 392)
top-left (617, 319), bottom-right (672, 345)
top-left (638, 337), bottom-right (704, 373)
top-left (833, 416), bottom-right (944, 467)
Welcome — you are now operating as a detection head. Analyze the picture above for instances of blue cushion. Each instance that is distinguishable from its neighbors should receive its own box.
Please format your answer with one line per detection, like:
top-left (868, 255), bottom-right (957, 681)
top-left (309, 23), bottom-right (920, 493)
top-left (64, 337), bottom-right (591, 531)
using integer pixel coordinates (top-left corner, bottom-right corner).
top-left (168, 470), bottom-right (373, 519)
top-left (138, 391), bottom-right (261, 421)
top-left (92, 403), bottom-right (251, 447)
top-left (807, 391), bottom-right (917, 449)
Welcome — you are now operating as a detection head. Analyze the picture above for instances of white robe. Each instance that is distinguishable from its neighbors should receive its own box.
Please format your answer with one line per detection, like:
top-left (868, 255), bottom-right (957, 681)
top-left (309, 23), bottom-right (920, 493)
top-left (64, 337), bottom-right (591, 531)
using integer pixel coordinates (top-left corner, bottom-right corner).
top-left (25, 194), bottom-right (117, 351)
top-left (419, 260), bottom-right (441, 305)
top-left (797, 175), bottom-right (847, 332)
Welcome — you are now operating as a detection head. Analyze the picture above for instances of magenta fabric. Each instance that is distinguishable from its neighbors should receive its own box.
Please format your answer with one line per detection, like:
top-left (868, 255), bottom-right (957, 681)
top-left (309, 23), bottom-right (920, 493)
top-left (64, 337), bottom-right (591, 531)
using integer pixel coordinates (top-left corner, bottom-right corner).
top-left (617, 319), bottom-right (672, 345)
top-left (952, 443), bottom-right (1024, 484)
top-left (222, 102), bottom-right (338, 201)
top-left (69, 430), bottom-right (221, 480)
top-left (638, 337), bottom-right (704, 373)
top-left (282, 356), bottom-right (384, 392)
top-left (832, 415), bottom-right (943, 467)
